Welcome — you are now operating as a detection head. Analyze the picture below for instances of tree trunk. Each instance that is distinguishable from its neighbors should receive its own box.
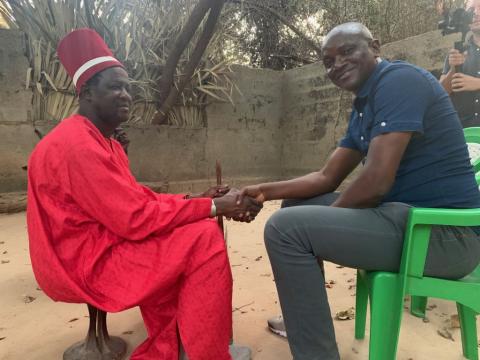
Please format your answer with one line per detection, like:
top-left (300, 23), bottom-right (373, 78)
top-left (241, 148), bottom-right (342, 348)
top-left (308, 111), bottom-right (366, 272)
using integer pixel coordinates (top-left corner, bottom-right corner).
top-left (153, 0), bottom-right (225, 125)
top-left (229, 0), bottom-right (323, 56)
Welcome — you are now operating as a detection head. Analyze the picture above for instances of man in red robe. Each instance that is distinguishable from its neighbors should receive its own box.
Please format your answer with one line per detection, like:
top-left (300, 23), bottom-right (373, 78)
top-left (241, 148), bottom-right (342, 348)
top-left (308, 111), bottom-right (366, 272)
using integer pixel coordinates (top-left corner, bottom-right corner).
top-left (27, 28), bottom-right (261, 360)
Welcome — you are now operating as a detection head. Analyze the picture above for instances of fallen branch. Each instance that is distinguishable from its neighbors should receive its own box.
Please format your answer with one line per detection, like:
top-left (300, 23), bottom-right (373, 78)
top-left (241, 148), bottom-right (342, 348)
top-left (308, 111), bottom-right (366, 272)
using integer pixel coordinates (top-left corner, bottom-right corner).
top-left (232, 301), bottom-right (254, 313)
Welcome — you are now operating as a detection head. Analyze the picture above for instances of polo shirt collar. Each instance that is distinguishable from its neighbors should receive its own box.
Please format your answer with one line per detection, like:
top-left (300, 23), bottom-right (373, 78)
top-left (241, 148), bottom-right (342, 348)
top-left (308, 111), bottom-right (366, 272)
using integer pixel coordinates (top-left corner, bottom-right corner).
top-left (355, 59), bottom-right (389, 99)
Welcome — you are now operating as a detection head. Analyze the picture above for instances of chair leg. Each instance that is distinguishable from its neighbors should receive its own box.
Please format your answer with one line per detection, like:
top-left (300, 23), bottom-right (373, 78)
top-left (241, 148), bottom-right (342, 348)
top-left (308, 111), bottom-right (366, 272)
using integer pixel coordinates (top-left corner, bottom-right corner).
top-left (368, 273), bottom-right (403, 360)
top-left (410, 296), bottom-right (428, 318)
top-left (97, 310), bottom-right (127, 359)
top-left (457, 303), bottom-right (479, 360)
top-left (355, 270), bottom-right (368, 340)
top-left (63, 304), bottom-right (127, 360)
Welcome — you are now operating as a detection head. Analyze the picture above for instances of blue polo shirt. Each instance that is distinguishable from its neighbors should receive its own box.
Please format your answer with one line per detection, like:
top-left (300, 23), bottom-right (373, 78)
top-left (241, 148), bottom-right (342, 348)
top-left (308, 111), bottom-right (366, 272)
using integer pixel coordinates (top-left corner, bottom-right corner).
top-left (339, 60), bottom-right (480, 208)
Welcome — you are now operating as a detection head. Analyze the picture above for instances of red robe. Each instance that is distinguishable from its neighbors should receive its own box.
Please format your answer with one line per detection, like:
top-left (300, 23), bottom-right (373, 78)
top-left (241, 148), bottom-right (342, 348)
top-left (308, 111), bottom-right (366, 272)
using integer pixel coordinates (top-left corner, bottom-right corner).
top-left (27, 115), bottom-right (232, 359)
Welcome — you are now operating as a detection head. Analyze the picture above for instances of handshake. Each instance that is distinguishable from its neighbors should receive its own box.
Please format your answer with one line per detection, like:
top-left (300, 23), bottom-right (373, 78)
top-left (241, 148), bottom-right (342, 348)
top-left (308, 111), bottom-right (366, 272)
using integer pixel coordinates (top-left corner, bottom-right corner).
top-left (193, 185), bottom-right (265, 223)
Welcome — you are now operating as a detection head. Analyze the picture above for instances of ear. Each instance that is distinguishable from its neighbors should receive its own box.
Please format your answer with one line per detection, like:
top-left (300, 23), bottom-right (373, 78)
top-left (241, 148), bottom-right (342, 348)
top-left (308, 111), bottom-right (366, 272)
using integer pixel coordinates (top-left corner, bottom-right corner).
top-left (79, 85), bottom-right (94, 102)
top-left (370, 39), bottom-right (381, 56)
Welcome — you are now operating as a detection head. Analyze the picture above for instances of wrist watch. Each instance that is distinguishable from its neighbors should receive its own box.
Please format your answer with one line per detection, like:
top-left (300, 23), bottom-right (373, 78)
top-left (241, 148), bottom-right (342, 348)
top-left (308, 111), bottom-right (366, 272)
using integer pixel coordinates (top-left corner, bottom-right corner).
top-left (210, 199), bottom-right (217, 218)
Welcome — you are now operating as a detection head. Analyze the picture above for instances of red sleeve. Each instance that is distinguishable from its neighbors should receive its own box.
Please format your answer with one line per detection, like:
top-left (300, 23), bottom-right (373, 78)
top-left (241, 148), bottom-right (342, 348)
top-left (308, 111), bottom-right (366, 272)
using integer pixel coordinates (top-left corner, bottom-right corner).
top-left (65, 145), bottom-right (212, 240)
top-left (139, 184), bottom-right (186, 201)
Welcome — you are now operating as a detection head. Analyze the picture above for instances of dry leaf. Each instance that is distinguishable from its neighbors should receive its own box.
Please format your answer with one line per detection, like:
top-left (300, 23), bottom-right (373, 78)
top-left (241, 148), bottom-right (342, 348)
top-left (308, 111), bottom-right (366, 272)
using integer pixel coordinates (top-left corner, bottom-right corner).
top-left (68, 318), bottom-right (78, 323)
top-left (450, 314), bottom-right (460, 329)
top-left (254, 256), bottom-right (262, 261)
top-left (22, 295), bottom-right (36, 303)
top-left (326, 280), bottom-right (336, 288)
top-left (352, 347), bottom-right (359, 354)
top-left (437, 327), bottom-right (454, 341)
top-left (1, 260), bottom-right (10, 264)
top-left (335, 307), bottom-right (355, 321)
top-left (0, 337), bottom-right (5, 341)
top-left (122, 330), bottom-right (134, 335)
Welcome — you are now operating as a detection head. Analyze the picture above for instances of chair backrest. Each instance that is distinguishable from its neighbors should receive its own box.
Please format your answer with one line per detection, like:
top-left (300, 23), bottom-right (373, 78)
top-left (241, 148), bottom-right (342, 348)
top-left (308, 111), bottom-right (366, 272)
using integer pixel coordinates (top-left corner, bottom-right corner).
top-left (398, 127), bottom-right (480, 282)
top-left (464, 127), bottom-right (480, 175)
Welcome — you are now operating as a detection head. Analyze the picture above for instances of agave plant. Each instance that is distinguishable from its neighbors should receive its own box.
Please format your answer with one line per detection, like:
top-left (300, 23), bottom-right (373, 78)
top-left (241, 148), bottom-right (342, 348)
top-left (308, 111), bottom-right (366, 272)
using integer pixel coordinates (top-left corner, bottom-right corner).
top-left (1, 0), bottom-right (236, 127)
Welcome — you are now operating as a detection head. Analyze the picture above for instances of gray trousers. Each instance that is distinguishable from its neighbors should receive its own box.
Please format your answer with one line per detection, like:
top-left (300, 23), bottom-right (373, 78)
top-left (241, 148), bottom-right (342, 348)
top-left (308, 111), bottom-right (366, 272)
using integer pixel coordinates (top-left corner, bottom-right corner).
top-left (264, 193), bottom-right (480, 360)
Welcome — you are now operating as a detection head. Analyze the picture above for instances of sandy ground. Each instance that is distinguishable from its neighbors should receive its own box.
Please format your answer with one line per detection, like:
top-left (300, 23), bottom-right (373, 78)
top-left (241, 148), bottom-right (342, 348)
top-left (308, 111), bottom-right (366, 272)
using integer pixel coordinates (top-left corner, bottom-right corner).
top-left (0, 201), bottom-right (478, 360)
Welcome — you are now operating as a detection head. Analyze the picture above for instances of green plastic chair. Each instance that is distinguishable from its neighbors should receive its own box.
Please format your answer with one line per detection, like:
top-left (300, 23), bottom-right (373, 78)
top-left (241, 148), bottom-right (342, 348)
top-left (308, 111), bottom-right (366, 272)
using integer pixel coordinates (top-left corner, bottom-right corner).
top-left (354, 127), bottom-right (480, 360)
top-left (411, 127), bottom-right (480, 319)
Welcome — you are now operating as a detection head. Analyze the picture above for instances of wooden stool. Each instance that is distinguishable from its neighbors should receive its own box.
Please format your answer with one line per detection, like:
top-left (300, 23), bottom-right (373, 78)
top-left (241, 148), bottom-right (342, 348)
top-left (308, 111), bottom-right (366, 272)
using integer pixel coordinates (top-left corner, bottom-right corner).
top-left (63, 304), bottom-right (127, 360)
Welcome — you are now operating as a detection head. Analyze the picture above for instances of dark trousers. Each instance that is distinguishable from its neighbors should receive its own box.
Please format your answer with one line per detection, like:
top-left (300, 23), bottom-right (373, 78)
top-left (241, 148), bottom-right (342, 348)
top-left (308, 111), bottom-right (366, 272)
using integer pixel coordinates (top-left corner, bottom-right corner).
top-left (264, 193), bottom-right (480, 360)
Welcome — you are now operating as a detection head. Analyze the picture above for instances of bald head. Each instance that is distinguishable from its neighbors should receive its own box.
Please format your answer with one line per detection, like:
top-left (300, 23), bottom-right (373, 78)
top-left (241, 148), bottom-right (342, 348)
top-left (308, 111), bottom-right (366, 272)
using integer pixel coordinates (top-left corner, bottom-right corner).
top-left (320, 22), bottom-right (380, 93)
top-left (322, 22), bottom-right (374, 50)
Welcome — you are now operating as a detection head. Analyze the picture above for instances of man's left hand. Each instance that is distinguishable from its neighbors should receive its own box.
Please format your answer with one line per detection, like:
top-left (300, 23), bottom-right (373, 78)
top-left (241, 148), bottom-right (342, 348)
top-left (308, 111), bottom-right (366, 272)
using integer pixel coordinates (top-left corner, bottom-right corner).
top-left (202, 185), bottom-right (230, 198)
top-left (188, 185), bottom-right (230, 199)
top-left (451, 73), bottom-right (480, 92)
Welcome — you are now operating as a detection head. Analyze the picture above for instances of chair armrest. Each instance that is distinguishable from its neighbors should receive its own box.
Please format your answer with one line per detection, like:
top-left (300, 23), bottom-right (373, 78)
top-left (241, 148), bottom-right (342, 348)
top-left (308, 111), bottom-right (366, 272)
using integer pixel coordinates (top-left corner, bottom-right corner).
top-left (399, 207), bottom-right (480, 280)
top-left (409, 207), bottom-right (480, 227)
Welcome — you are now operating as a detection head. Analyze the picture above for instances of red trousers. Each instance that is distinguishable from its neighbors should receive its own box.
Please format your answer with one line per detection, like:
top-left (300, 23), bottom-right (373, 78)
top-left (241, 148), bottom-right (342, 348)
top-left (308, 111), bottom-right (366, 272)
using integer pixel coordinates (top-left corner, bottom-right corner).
top-left (88, 219), bottom-right (233, 360)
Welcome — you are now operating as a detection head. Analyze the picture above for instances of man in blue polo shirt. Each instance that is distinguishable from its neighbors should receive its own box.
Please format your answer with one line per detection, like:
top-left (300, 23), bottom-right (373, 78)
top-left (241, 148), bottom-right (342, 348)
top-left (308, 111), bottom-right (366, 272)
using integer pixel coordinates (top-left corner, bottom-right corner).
top-left (239, 22), bottom-right (480, 359)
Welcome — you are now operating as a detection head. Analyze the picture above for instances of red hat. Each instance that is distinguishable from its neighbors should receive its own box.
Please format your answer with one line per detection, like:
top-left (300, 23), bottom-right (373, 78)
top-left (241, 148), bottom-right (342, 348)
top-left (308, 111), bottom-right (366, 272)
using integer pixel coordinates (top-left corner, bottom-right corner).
top-left (57, 28), bottom-right (124, 93)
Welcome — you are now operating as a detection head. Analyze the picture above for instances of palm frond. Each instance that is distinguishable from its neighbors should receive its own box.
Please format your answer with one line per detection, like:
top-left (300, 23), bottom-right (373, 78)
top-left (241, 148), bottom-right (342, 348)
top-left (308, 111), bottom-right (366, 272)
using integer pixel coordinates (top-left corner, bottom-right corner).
top-left (1, 0), bottom-right (237, 128)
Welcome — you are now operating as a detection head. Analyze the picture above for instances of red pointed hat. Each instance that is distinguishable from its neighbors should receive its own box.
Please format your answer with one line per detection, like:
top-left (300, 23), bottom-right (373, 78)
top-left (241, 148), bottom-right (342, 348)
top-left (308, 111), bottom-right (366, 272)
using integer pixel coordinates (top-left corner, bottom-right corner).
top-left (57, 28), bottom-right (124, 92)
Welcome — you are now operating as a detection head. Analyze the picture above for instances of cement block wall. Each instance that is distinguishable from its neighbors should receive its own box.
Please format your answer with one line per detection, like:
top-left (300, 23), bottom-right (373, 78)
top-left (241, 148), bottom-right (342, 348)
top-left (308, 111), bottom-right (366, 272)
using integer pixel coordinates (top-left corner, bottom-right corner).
top-left (0, 29), bottom-right (463, 192)
top-left (280, 63), bottom-right (352, 177)
top-left (125, 65), bottom-right (283, 194)
top-left (0, 30), bottom-right (34, 192)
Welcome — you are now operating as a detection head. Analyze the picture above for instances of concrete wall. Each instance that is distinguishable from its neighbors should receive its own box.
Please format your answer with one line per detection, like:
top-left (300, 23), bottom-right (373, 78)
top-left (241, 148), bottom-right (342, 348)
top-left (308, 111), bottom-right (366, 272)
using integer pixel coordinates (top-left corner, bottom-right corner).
top-left (280, 63), bottom-right (352, 177)
top-left (0, 29), bottom-right (463, 192)
top-left (91, 65), bottom-right (282, 194)
top-left (0, 30), bottom-right (34, 192)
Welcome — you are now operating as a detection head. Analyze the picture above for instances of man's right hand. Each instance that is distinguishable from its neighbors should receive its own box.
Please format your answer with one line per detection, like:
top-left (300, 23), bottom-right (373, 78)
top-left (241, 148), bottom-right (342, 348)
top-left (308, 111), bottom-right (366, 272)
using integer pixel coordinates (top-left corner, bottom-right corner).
top-left (448, 49), bottom-right (466, 69)
top-left (213, 188), bottom-right (263, 222)
top-left (237, 185), bottom-right (266, 204)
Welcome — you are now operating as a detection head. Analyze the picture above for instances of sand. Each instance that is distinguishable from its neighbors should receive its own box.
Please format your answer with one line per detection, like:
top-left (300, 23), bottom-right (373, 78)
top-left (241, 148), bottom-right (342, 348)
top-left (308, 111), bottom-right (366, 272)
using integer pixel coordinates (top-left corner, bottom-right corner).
top-left (0, 201), bottom-right (477, 359)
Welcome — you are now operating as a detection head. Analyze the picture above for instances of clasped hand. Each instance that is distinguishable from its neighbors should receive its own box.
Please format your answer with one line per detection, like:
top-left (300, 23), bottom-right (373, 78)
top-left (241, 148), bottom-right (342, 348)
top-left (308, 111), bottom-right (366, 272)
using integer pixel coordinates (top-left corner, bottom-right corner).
top-left (213, 188), bottom-right (263, 223)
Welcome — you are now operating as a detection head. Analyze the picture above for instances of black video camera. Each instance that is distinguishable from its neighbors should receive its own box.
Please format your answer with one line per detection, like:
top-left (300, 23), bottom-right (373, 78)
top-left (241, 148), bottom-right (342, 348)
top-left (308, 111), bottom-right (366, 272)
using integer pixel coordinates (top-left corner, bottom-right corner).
top-left (438, 7), bottom-right (474, 52)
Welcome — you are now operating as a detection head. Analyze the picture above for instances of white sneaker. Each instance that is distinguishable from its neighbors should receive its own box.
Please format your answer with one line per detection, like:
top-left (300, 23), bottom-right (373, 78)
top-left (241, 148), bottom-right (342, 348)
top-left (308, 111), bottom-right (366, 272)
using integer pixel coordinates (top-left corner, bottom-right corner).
top-left (179, 344), bottom-right (252, 360)
top-left (267, 314), bottom-right (287, 338)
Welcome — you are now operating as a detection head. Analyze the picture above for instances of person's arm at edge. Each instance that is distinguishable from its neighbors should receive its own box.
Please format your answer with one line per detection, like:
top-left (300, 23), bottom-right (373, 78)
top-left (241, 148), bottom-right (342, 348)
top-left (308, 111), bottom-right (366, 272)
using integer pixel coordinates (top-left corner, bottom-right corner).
top-left (332, 131), bottom-right (412, 208)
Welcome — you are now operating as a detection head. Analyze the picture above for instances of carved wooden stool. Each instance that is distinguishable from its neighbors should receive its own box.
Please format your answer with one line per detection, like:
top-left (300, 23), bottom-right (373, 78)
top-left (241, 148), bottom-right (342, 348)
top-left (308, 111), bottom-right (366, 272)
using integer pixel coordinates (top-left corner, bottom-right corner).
top-left (63, 304), bottom-right (127, 360)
